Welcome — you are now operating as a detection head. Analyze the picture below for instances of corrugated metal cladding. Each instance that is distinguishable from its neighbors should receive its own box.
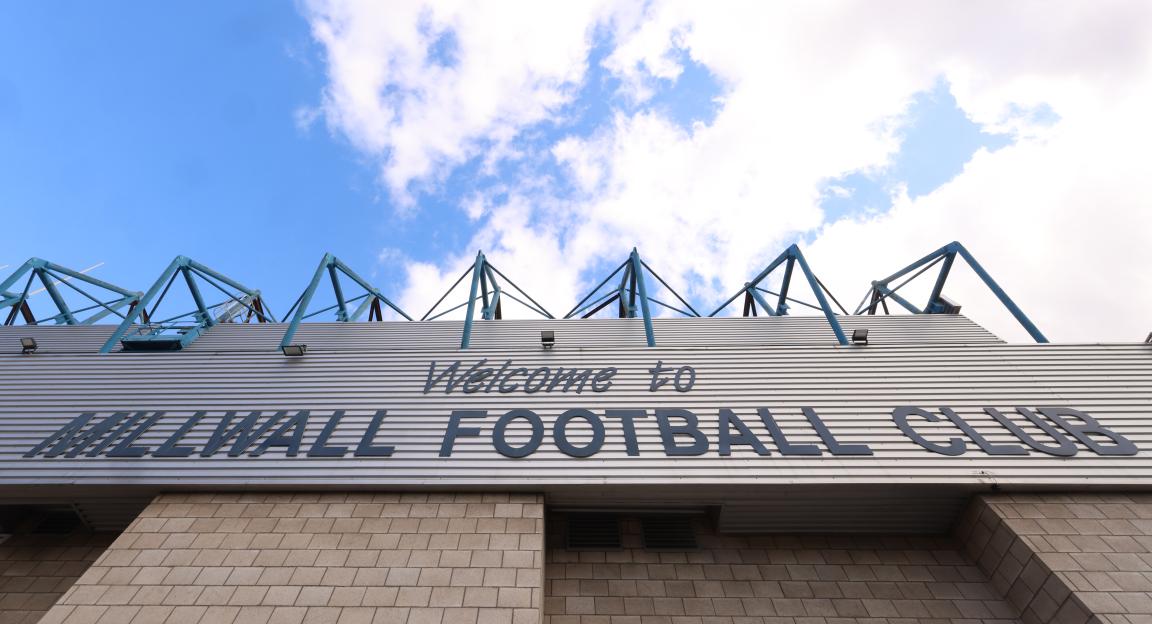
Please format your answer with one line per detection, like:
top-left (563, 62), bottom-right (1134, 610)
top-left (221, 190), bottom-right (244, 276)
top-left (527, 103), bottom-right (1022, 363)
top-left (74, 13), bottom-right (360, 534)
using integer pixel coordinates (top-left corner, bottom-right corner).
top-left (1, 314), bottom-right (1002, 354)
top-left (1, 314), bottom-right (1150, 533)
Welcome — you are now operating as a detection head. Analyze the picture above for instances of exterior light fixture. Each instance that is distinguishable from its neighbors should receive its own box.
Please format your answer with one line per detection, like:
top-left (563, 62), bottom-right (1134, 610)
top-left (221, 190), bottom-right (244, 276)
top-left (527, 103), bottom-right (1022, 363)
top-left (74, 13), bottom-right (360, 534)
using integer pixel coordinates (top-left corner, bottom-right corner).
top-left (928, 295), bottom-right (962, 315)
top-left (851, 329), bottom-right (869, 345)
top-left (281, 344), bottom-right (307, 357)
top-left (1146, 332), bottom-right (1152, 344)
top-left (541, 330), bottom-right (555, 350)
top-left (20, 337), bottom-right (38, 354)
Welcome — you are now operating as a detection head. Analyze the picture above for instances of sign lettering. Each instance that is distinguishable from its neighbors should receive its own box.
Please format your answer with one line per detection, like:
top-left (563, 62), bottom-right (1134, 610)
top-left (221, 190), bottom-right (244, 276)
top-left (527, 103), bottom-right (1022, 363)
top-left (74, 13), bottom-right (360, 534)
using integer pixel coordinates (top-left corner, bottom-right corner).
top-left (19, 359), bottom-right (1141, 460)
top-left (22, 405), bottom-right (1138, 459)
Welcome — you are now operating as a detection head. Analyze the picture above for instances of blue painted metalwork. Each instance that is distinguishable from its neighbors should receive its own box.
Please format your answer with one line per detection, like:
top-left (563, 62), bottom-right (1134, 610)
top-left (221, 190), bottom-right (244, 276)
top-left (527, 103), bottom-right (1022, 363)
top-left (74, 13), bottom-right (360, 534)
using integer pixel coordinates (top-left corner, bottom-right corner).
top-left (710, 244), bottom-right (849, 345)
top-left (565, 248), bottom-right (700, 347)
top-left (461, 252), bottom-right (485, 349)
top-left (99, 256), bottom-right (274, 353)
top-left (630, 250), bottom-right (656, 347)
top-left (748, 286), bottom-right (776, 317)
top-left (854, 241), bottom-right (1048, 343)
top-left (279, 253), bottom-right (412, 350)
top-left (1, 258), bottom-right (142, 326)
top-left (421, 251), bottom-right (553, 349)
top-left (776, 255), bottom-right (795, 316)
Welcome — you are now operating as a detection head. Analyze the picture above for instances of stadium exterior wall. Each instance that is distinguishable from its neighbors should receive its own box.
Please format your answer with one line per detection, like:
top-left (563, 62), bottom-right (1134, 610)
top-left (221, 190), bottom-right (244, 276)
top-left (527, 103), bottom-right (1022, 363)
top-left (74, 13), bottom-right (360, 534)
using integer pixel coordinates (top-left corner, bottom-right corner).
top-left (1, 314), bottom-right (1151, 623)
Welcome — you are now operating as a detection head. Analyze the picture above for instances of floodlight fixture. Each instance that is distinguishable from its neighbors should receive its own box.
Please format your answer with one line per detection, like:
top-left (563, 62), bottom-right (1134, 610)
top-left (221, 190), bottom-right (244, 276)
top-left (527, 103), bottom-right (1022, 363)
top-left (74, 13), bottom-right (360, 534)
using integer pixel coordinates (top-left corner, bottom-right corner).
top-left (281, 344), bottom-right (307, 357)
top-left (541, 330), bottom-right (555, 350)
top-left (851, 328), bottom-right (869, 345)
top-left (930, 295), bottom-right (962, 315)
top-left (20, 337), bottom-right (38, 354)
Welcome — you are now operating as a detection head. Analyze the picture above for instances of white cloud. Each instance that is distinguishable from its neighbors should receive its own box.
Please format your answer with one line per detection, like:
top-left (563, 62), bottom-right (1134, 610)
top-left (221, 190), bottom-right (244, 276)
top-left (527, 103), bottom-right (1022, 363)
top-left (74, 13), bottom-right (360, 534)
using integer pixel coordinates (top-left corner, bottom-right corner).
top-left (394, 194), bottom-right (583, 321)
top-left (375, 246), bottom-right (406, 266)
top-left (303, 0), bottom-right (1152, 341)
top-left (301, 0), bottom-right (619, 207)
top-left (810, 89), bottom-right (1152, 342)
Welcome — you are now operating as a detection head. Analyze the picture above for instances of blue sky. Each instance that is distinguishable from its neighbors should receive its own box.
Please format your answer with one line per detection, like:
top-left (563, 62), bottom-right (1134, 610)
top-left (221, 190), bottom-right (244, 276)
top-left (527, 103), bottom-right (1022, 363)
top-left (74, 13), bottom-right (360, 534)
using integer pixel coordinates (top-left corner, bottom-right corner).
top-left (0, 3), bottom-right (398, 315)
top-left (1, 2), bottom-right (1147, 340)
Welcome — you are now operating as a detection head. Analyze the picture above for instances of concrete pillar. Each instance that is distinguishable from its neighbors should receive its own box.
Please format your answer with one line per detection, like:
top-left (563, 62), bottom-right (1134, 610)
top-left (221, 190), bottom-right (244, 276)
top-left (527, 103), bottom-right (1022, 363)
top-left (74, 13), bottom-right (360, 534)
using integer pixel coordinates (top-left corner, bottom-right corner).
top-left (957, 493), bottom-right (1152, 624)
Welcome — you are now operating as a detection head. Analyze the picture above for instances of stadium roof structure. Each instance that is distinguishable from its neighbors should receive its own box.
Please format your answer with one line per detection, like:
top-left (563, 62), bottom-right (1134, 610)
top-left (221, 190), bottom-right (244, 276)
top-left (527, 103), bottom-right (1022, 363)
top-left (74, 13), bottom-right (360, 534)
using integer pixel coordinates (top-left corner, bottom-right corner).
top-left (0, 241), bottom-right (1052, 353)
top-left (564, 248), bottom-right (699, 347)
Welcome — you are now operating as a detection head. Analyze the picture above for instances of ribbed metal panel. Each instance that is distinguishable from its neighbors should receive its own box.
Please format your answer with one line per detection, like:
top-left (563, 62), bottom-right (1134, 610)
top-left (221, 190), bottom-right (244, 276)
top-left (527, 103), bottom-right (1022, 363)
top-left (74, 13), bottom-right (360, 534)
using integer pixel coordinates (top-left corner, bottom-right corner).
top-left (0, 325), bottom-right (121, 355)
top-left (0, 320), bottom-right (1149, 486)
top-left (3, 316), bottom-right (1151, 533)
top-left (0, 314), bottom-right (1002, 355)
top-left (718, 495), bottom-right (969, 534)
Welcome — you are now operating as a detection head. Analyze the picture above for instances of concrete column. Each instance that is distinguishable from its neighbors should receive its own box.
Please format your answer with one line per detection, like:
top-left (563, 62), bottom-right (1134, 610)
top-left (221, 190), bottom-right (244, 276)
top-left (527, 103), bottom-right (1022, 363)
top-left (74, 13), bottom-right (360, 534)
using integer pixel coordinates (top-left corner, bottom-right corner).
top-left (40, 492), bottom-right (545, 624)
top-left (958, 493), bottom-right (1152, 624)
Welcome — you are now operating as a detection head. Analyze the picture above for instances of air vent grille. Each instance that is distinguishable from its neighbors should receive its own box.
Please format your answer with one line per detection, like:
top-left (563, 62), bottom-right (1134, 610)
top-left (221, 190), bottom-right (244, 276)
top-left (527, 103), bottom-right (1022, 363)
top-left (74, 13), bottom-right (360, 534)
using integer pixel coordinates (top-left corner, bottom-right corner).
top-left (32, 509), bottom-right (82, 534)
top-left (566, 513), bottom-right (621, 549)
top-left (641, 515), bottom-right (697, 550)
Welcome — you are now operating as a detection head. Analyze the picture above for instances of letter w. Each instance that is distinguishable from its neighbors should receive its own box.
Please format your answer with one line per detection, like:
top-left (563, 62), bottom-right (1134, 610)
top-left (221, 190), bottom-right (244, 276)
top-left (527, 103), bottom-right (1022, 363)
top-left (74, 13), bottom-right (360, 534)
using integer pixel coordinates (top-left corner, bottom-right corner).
top-left (201, 411), bottom-right (282, 457)
top-left (424, 360), bottom-right (485, 394)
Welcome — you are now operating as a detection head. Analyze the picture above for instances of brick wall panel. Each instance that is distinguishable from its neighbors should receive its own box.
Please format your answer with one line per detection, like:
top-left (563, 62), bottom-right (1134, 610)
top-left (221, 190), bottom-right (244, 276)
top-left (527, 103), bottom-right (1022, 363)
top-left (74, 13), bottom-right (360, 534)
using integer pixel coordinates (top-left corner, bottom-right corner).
top-left (964, 493), bottom-right (1152, 624)
top-left (38, 493), bottom-right (545, 624)
top-left (0, 532), bottom-right (113, 624)
top-left (545, 517), bottom-right (1020, 624)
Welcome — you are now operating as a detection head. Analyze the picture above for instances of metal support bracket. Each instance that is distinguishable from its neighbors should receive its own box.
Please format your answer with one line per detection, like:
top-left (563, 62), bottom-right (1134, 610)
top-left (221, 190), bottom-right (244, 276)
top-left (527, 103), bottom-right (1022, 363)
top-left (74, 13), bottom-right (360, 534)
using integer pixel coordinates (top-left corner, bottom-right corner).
top-left (710, 244), bottom-right (849, 346)
top-left (279, 253), bottom-right (412, 350)
top-left (421, 251), bottom-right (553, 349)
top-left (565, 248), bottom-right (700, 347)
top-left (99, 256), bottom-right (273, 353)
top-left (1, 258), bottom-right (142, 327)
top-left (853, 241), bottom-right (1047, 343)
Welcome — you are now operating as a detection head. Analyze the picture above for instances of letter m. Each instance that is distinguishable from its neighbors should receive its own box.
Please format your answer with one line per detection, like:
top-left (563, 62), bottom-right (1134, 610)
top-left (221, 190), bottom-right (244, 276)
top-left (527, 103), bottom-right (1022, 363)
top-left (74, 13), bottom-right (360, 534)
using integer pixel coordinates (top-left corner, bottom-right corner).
top-left (24, 412), bottom-right (128, 458)
top-left (548, 368), bottom-right (592, 393)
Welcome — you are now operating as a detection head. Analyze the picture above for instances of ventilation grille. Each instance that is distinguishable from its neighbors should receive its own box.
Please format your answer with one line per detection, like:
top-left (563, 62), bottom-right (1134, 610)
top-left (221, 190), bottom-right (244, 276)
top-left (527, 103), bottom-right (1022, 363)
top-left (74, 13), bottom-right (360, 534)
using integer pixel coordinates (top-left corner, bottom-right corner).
top-left (641, 515), bottom-right (697, 550)
top-left (32, 509), bottom-right (83, 534)
top-left (566, 513), bottom-right (621, 549)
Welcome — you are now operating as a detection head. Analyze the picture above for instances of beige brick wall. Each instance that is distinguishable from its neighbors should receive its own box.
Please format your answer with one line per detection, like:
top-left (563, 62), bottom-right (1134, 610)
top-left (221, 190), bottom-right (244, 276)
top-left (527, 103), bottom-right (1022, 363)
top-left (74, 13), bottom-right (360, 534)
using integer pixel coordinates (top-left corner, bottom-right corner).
top-left (30, 490), bottom-right (1152, 623)
top-left (959, 493), bottom-right (1152, 624)
top-left (0, 532), bottom-right (113, 624)
top-left (39, 492), bottom-right (544, 624)
top-left (545, 516), bottom-right (1020, 624)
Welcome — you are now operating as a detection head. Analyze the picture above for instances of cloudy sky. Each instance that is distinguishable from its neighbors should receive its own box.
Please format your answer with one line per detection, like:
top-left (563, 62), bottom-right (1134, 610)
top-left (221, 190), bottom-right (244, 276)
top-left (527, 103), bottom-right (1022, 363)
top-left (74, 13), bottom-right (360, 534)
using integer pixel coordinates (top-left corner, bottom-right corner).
top-left (2, 1), bottom-right (1151, 342)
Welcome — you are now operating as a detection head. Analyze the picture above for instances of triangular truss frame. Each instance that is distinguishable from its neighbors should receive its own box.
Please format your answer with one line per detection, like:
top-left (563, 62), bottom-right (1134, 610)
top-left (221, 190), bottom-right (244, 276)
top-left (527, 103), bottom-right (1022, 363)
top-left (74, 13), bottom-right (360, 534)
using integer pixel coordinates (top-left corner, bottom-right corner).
top-left (1, 258), bottom-right (142, 326)
top-left (99, 256), bottom-right (274, 353)
top-left (852, 241), bottom-right (1047, 343)
top-left (710, 244), bottom-right (849, 345)
top-left (280, 253), bottom-right (412, 350)
top-left (421, 251), bottom-right (553, 348)
top-left (565, 248), bottom-right (700, 347)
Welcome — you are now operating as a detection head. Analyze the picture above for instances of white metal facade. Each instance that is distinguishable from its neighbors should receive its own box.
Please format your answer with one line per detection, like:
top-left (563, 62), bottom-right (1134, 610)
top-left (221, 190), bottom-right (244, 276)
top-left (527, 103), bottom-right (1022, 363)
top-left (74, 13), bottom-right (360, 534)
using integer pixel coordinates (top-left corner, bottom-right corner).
top-left (1, 315), bottom-right (1149, 532)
